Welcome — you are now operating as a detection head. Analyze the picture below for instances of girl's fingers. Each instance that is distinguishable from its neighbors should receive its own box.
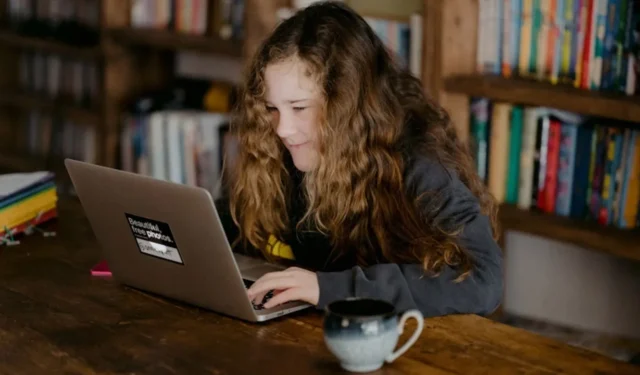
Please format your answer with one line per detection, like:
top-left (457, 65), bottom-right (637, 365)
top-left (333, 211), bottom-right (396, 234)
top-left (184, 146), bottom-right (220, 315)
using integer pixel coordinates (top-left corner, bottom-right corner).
top-left (263, 288), bottom-right (302, 309)
top-left (247, 275), bottom-right (297, 299)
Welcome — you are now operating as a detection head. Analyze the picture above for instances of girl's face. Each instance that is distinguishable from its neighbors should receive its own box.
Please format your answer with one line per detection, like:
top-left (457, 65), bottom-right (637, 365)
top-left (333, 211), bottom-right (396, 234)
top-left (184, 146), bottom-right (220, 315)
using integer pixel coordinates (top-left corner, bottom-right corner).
top-left (264, 57), bottom-right (322, 172)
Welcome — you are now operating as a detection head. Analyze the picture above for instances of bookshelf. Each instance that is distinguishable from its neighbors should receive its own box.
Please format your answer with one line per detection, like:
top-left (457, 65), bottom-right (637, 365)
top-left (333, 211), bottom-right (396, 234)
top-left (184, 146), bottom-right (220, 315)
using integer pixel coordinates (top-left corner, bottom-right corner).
top-left (0, 29), bottom-right (104, 58)
top-left (444, 75), bottom-right (640, 125)
top-left (423, 0), bottom-right (640, 263)
top-left (0, 0), bottom-right (250, 176)
top-left (107, 27), bottom-right (243, 56)
top-left (499, 204), bottom-right (640, 263)
top-left (0, 90), bottom-right (101, 124)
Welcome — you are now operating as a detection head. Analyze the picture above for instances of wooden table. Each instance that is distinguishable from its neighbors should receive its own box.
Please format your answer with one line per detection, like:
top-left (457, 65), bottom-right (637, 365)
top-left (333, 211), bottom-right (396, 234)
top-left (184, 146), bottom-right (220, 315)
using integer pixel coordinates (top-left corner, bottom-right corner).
top-left (0, 198), bottom-right (638, 375)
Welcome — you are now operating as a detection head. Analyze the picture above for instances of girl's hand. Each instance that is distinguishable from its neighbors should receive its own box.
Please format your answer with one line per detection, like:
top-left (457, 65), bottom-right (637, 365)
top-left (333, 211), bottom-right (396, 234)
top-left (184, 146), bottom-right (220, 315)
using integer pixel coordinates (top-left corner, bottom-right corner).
top-left (246, 267), bottom-right (319, 309)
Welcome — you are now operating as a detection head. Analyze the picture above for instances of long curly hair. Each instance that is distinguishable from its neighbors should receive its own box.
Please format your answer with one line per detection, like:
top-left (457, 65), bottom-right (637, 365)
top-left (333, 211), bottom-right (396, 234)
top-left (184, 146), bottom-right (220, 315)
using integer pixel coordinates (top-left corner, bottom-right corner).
top-left (229, 1), bottom-right (499, 280)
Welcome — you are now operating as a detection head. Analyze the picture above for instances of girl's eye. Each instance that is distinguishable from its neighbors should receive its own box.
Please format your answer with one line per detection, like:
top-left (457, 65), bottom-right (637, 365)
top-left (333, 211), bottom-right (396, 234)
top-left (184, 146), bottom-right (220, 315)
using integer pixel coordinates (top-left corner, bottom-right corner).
top-left (266, 106), bottom-right (277, 112)
top-left (293, 107), bottom-right (306, 112)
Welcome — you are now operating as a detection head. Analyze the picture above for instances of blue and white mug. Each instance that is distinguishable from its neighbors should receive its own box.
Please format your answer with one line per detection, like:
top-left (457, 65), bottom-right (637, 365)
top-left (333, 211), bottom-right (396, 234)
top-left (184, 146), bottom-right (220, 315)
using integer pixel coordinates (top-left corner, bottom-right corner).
top-left (323, 298), bottom-right (424, 373)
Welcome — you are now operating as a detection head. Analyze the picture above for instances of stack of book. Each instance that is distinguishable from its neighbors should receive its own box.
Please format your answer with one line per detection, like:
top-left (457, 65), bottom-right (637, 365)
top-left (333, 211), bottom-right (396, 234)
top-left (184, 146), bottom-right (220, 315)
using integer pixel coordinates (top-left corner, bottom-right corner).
top-left (470, 97), bottom-right (640, 229)
top-left (476, 0), bottom-right (639, 96)
top-left (119, 78), bottom-right (235, 200)
top-left (129, 0), bottom-right (245, 40)
top-left (0, 171), bottom-right (58, 243)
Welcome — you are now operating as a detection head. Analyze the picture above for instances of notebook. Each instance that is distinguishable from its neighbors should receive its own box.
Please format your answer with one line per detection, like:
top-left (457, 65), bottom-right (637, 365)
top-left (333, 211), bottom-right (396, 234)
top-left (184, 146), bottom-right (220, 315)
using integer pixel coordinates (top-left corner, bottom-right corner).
top-left (0, 171), bottom-right (55, 204)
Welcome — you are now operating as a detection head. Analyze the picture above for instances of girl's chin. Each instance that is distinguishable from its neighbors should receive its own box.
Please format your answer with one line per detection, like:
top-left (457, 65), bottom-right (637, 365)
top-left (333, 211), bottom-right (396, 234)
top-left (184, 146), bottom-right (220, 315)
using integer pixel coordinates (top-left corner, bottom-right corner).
top-left (289, 150), bottom-right (318, 172)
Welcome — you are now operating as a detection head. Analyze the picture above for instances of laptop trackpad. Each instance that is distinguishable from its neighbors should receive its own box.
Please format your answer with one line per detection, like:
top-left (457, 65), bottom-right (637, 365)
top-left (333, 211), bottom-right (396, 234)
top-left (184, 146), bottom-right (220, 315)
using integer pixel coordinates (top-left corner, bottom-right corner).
top-left (241, 264), bottom-right (286, 282)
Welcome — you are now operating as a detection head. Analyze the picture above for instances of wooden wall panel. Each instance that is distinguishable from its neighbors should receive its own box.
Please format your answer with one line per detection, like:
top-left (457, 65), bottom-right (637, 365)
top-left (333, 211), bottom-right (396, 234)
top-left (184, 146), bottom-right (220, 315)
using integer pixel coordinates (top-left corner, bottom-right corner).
top-left (424, 0), bottom-right (478, 143)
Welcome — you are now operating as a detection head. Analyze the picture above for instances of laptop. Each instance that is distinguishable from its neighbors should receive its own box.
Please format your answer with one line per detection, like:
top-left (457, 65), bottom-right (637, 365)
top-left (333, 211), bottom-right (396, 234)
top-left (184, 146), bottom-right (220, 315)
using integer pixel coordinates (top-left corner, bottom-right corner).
top-left (64, 159), bottom-right (311, 322)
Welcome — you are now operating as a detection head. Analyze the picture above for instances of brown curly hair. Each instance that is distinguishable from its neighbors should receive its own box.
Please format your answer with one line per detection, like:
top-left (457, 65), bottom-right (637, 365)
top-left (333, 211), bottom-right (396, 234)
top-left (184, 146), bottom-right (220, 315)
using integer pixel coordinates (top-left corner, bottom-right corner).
top-left (228, 1), bottom-right (499, 280)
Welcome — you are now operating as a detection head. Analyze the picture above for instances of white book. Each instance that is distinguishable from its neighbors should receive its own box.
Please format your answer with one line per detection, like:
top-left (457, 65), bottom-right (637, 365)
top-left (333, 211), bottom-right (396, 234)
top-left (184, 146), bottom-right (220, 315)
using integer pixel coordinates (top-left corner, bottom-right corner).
top-left (181, 115), bottom-right (198, 186)
top-left (409, 13), bottom-right (423, 78)
top-left (518, 107), bottom-right (540, 210)
top-left (148, 112), bottom-right (166, 180)
top-left (476, 0), bottom-right (490, 72)
top-left (165, 112), bottom-right (184, 184)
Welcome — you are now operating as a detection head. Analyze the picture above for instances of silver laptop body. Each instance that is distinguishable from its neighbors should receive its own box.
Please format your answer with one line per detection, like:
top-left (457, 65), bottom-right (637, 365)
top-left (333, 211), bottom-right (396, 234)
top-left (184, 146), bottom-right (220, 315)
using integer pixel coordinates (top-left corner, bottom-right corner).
top-left (65, 159), bottom-right (311, 322)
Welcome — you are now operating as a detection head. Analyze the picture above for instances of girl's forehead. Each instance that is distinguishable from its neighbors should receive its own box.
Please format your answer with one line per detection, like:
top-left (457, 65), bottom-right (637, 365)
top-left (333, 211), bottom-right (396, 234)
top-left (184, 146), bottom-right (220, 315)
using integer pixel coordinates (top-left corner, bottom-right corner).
top-left (264, 59), bottom-right (320, 101)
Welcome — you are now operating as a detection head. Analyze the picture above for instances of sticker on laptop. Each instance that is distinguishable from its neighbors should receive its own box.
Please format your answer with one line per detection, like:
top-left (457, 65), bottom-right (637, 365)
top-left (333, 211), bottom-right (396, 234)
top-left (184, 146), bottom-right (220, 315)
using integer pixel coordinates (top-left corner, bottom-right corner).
top-left (125, 213), bottom-right (184, 265)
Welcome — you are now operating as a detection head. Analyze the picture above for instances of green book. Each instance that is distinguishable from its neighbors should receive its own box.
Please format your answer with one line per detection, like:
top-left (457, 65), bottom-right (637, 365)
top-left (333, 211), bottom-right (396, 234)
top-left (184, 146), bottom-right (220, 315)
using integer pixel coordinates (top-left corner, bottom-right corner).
top-left (506, 106), bottom-right (524, 203)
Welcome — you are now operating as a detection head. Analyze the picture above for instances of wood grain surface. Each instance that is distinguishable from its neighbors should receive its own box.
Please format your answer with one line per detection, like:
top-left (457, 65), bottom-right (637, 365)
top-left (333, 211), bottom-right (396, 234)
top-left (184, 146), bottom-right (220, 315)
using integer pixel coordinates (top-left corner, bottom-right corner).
top-left (0, 198), bottom-right (637, 374)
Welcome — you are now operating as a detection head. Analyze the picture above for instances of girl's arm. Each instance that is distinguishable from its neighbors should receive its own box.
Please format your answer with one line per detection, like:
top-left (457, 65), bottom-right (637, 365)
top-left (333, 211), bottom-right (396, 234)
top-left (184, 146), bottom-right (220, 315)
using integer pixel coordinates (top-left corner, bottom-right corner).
top-left (315, 156), bottom-right (504, 317)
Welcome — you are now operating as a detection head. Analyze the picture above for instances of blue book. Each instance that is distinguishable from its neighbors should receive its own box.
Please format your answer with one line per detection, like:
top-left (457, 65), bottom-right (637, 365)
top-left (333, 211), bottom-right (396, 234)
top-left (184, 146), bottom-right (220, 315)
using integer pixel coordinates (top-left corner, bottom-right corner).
top-left (617, 130), bottom-right (636, 226)
top-left (495, 0), bottom-right (504, 74)
top-left (551, 0), bottom-right (566, 83)
top-left (604, 130), bottom-right (624, 225)
top-left (569, 0), bottom-right (582, 82)
top-left (0, 171), bottom-right (55, 207)
top-left (602, 0), bottom-right (622, 90)
top-left (569, 125), bottom-right (595, 219)
top-left (556, 122), bottom-right (578, 216)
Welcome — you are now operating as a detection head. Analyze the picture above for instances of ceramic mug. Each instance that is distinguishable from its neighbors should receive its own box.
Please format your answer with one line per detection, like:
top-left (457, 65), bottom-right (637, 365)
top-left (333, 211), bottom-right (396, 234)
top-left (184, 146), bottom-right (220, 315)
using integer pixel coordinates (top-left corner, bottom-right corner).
top-left (323, 298), bottom-right (424, 373)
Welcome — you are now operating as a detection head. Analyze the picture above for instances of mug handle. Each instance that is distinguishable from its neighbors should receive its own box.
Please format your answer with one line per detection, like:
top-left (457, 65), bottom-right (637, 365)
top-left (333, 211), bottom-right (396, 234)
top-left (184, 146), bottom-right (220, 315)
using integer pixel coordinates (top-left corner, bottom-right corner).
top-left (384, 309), bottom-right (424, 363)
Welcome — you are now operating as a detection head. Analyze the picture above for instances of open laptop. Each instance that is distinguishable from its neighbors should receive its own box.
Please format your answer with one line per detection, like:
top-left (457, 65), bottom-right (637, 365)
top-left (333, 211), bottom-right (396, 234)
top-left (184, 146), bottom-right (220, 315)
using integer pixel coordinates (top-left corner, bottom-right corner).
top-left (64, 159), bottom-right (311, 322)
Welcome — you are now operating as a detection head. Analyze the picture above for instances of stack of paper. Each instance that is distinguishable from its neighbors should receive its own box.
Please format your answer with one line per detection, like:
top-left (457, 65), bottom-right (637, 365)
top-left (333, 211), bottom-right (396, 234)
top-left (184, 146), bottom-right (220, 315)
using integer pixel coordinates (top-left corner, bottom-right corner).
top-left (0, 171), bottom-right (58, 239)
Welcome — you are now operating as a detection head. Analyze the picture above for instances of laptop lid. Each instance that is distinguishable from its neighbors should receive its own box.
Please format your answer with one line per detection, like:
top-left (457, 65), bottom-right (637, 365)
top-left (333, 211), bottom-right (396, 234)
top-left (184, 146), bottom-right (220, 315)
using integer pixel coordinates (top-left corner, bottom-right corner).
top-left (64, 159), bottom-right (261, 321)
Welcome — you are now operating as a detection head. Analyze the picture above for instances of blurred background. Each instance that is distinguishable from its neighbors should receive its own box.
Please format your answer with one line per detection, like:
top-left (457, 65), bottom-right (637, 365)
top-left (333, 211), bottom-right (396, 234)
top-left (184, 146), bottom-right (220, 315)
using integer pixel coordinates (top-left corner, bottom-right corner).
top-left (0, 0), bottom-right (638, 364)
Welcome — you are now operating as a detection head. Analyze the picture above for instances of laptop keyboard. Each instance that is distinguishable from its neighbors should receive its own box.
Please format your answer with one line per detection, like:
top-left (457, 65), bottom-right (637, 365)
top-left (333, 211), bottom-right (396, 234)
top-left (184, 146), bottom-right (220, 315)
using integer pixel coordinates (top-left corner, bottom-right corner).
top-left (243, 279), bottom-right (274, 310)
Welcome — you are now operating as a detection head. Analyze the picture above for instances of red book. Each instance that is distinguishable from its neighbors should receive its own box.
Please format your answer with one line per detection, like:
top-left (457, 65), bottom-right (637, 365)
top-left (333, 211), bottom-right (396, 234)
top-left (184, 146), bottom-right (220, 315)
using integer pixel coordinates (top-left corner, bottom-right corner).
top-left (0, 208), bottom-right (58, 239)
top-left (538, 118), bottom-right (562, 213)
top-left (580, 0), bottom-right (595, 89)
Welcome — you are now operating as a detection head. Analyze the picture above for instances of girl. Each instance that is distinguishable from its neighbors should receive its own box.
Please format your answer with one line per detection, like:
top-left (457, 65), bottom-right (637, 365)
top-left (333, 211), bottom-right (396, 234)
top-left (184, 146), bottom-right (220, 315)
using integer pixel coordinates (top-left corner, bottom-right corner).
top-left (215, 1), bottom-right (503, 317)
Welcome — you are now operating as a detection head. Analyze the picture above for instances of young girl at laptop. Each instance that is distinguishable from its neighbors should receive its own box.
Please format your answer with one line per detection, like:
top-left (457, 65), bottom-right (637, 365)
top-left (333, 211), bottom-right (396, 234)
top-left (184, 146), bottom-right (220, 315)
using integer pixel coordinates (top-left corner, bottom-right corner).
top-left (215, 1), bottom-right (503, 317)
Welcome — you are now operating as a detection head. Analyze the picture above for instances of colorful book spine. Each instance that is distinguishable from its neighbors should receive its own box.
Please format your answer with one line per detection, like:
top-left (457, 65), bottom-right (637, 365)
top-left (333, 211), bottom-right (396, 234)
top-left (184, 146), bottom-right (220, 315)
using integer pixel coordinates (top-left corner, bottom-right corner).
top-left (569, 125), bottom-right (594, 219)
top-left (599, 128), bottom-right (623, 225)
top-left (574, 0), bottom-right (588, 87)
top-left (506, 106), bottom-right (524, 203)
top-left (504, 0), bottom-right (523, 77)
top-left (537, 0), bottom-right (553, 80)
top-left (603, 0), bottom-right (622, 90)
top-left (579, 0), bottom-right (596, 89)
top-left (551, 0), bottom-right (567, 83)
top-left (530, 0), bottom-right (544, 75)
top-left (619, 130), bottom-right (640, 227)
top-left (520, 0), bottom-right (535, 75)
top-left (614, 0), bottom-right (630, 90)
top-left (470, 98), bottom-right (491, 182)
top-left (540, 117), bottom-right (562, 212)
top-left (556, 122), bottom-right (578, 215)
top-left (518, 107), bottom-right (541, 209)
top-left (612, 129), bottom-right (631, 222)
top-left (590, 0), bottom-right (609, 89)
top-left (532, 114), bottom-right (551, 208)
top-left (588, 125), bottom-right (608, 219)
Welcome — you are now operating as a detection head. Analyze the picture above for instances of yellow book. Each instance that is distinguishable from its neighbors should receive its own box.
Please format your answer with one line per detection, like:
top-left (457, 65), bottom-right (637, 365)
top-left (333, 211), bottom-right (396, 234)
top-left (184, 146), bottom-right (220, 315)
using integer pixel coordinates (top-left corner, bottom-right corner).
top-left (519, 0), bottom-right (534, 76)
top-left (0, 187), bottom-right (57, 227)
top-left (560, 0), bottom-right (574, 82)
top-left (622, 133), bottom-right (640, 228)
top-left (573, 1), bottom-right (588, 88)
top-left (487, 103), bottom-right (512, 203)
top-left (3, 201), bottom-right (57, 230)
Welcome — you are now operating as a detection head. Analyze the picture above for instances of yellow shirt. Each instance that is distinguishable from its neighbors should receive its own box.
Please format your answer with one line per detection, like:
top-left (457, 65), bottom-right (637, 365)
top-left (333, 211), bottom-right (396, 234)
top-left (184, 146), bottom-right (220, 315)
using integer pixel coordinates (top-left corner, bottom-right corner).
top-left (266, 234), bottom-right (295, 260)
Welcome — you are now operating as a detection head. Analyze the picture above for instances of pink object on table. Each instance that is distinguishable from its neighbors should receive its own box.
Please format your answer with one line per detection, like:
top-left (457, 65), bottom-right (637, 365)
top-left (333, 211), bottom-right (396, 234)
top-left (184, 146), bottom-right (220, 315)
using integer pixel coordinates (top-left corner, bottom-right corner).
top-left (90, 260), bottom-right (112, 277)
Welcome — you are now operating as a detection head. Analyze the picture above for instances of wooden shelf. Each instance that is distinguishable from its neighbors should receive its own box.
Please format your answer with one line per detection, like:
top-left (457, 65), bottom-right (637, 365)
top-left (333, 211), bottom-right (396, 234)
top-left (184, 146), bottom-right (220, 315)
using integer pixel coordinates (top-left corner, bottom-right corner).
top-left (107, 28), bottom-right (243, 57)
top-left (0, 152), bottom-right (45, 172)
top-left (0, 30), bottom-right (103, 59)
top-left (0, 91), bottom-right (101, 125)
top-left (499, 204), bottom-right (640, 263)
top-left (0, 152), bottom-right (65, 172)
top-left (444, 74), bottom-right (640, 124)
